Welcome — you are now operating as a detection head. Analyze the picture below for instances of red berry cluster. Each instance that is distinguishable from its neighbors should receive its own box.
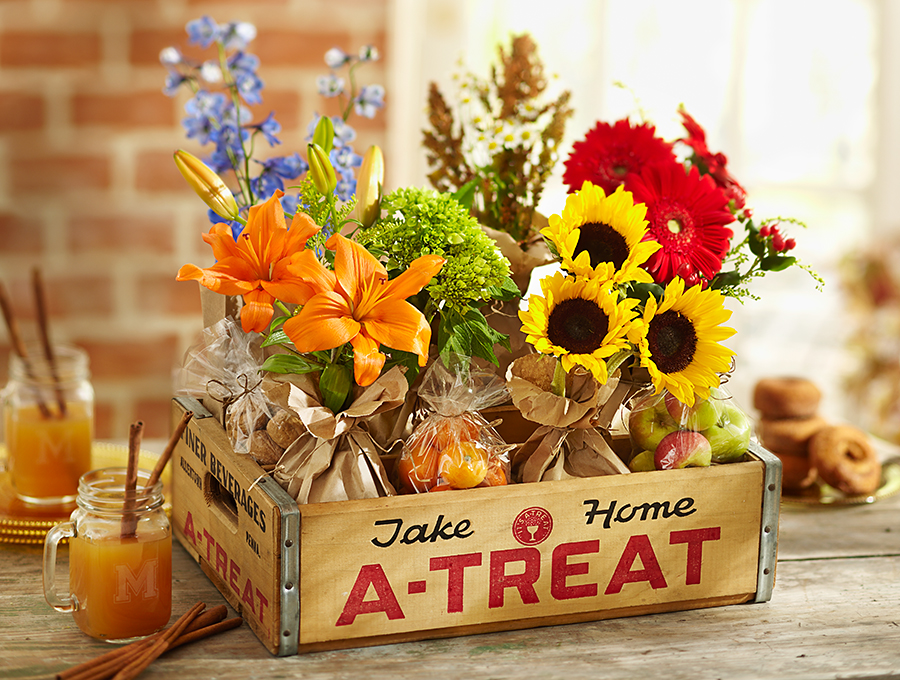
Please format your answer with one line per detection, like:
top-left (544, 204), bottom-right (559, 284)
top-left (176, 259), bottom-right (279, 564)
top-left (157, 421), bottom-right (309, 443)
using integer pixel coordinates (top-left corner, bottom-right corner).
top-left (759, 223), bottom-right (796, 252)
top-left (676, 261), bottom-right (709, 290)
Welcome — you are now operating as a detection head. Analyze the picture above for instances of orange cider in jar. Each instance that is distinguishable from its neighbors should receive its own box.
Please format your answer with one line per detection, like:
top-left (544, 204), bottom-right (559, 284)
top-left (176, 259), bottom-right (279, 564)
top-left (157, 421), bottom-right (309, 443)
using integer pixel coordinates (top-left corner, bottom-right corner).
top-left (3, 344), bottom-right (94, 504)
top-left (6, 402), bottom-right (93, 502)
top-left (69, 531), bottom-right (173, 641)
top-left (43, 468), bottom-right (172, 643)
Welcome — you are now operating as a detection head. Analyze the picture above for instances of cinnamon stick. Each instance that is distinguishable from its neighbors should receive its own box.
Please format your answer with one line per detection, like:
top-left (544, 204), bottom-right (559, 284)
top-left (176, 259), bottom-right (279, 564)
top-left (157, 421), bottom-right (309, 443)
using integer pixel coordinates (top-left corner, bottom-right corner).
top-left (0, 279), bottom-right (51, 418)
top-left (111, 601), bottom-right (205, 680)
top-left (120, 421), bottom-right (143, 539)
top-left (145, 410), bottom-right (193, 490)
top-left (32, 267), bottom-right (67, 417)
top-left (57, 605), bottom-right (231, 680)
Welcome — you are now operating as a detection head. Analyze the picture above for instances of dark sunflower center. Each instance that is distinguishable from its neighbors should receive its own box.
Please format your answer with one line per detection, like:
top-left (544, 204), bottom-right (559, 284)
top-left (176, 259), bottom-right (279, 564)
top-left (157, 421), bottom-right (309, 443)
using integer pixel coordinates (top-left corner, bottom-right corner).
top-left (646, 310), bottom-right (697, 373)
top-left (573, 221), bottom-right (630, 270)
top-left (547, 298), bottom-right (609, 355)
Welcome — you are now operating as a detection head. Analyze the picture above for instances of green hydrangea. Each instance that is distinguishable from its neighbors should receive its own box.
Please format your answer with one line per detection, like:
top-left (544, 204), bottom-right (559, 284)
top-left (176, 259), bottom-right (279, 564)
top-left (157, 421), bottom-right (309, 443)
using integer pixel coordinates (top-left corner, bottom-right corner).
top-left (358, 186), bottom-right (511, 311)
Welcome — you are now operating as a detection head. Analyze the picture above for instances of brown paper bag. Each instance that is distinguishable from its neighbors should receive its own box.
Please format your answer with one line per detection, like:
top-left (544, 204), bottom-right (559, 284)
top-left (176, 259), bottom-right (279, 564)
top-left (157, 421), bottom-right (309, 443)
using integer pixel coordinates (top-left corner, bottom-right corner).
top-left (506, 354), bottom-right (630, 482)
top-left (263, 366), bottom-right (408, 504)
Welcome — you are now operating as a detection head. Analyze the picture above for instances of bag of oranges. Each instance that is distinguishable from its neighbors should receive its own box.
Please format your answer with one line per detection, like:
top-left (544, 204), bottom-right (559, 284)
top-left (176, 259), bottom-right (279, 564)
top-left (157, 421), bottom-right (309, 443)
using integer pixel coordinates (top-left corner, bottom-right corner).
top-left (397, 356), bottom-right (512, 492)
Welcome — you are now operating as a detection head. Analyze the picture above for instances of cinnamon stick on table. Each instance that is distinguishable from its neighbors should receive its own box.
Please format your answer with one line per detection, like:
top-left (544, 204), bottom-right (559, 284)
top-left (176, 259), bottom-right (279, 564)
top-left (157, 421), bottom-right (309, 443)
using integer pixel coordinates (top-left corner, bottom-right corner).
top-left (32, 267), bottom-right (67, 417)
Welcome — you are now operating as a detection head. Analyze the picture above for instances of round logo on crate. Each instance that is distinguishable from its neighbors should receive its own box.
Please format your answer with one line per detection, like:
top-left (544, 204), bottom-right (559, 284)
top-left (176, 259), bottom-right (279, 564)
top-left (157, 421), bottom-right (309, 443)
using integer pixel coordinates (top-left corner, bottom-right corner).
top-left (512, 506), bottom-right (553, 546)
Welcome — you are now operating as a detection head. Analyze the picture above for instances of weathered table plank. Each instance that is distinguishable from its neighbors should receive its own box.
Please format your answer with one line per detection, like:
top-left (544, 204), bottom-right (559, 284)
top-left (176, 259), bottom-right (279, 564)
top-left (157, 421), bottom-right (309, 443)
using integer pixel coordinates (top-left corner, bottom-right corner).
top-left (3, 539), bottom-right (899, 680)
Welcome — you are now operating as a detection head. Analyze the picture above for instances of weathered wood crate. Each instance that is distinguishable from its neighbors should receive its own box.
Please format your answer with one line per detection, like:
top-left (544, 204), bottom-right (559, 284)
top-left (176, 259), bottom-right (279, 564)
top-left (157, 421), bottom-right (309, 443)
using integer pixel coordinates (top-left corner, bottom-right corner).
top-left (170, 395), bottom-right (781, 656)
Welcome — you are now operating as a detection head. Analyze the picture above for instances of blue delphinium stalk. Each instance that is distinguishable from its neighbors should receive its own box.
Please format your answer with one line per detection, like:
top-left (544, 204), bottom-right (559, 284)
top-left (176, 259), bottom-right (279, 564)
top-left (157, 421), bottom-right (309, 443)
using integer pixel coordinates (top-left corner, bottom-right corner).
top-left (161, 15), bottom-right (384, 233)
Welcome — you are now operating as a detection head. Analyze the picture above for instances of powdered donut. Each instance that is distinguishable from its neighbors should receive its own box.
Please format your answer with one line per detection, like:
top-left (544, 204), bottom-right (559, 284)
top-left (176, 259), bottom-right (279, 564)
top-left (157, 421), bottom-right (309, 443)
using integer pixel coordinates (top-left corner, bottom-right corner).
top-left (757, 415), bottom-right (828, 456)
top-left (775, 452), bottom-right (817, 491)
top-left (808, 425), bottom-right (881, 496)
top-left (753, 377), bottom-right (822, 419)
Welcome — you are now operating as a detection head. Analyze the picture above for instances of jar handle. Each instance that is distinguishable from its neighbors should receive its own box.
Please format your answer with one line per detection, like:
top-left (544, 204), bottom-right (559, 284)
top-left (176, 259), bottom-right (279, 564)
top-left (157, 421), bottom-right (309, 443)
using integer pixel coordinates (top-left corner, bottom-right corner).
top-left (42, 521), bottom-right (77, 613)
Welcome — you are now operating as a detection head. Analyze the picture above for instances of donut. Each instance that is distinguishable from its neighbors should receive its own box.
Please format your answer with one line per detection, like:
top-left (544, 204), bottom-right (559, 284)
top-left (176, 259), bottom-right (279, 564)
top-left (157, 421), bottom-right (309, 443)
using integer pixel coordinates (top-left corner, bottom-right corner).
top-left (808, 425), bottom-right (881, 496)
top-left (775, 452), bottom-right (817, 491)
top-left (757, 415), bottom-right (828, 456)
top-left (753, 377), bottom-right (822, 419)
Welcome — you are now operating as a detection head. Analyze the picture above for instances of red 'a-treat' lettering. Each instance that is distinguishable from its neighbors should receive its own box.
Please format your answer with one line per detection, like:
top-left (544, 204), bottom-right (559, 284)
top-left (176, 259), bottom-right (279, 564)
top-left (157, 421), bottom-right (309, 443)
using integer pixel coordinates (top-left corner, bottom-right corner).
top-left (489, 548), bottom-right (541, 608)
top-left (604, 534), bottom-right (668, 594)
top-left (551, 540), bottom-right (600, 600)
top-left (430, 553), bottom-right (482, 613)
top-left (336, 564), bottom-right (405, 627)
top-left (670, 527), bottom-right (721, 585)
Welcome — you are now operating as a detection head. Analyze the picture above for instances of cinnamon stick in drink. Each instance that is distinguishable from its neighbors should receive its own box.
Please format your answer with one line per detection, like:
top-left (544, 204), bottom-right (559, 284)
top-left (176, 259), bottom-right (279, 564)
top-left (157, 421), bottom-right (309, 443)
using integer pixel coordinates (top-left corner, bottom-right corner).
top-left (120, 421), bottom-right (143, 539)
top-left (32, 267), bottom-right (67, 417)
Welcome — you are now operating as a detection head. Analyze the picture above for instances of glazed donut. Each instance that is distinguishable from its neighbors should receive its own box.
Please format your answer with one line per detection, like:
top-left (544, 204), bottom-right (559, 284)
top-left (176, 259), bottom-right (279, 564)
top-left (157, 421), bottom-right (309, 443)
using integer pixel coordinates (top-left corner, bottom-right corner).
top-left (757, 415), bottom-right (828, 456)
top-left (753, 377), bottom-right (822, 419)
top-left (808, 425), bottom-right (881, 496)
top-left (775, 452), bottom-right (817, 491)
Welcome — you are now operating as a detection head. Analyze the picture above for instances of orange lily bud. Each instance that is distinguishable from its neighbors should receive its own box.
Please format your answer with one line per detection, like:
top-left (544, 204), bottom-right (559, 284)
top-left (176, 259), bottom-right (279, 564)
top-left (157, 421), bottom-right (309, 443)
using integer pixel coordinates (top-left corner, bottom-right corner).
top-left (174, 150), bottom-right (240, 220)
top-left (307, 143), bottom-right (337, 196)
top-left (355, 145), bottom-right (384, 228)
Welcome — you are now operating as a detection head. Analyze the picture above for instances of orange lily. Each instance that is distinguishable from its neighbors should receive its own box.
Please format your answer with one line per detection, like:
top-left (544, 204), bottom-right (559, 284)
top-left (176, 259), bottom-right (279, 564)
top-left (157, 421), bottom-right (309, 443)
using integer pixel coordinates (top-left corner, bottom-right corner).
top-left (177, 191), bottom-right (322, 333)
top-left (284, 233), bottom-right (445, 387)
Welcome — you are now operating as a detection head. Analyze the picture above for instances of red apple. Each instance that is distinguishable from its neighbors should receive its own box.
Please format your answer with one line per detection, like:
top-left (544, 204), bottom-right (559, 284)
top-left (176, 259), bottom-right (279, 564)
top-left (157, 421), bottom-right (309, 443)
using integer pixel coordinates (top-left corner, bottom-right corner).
top-left (654, 430), bottom-right (712, 470)
top-left (664, 392), bottom-right (720, 431)
top-left (628, 394), bottom-right (678, 452)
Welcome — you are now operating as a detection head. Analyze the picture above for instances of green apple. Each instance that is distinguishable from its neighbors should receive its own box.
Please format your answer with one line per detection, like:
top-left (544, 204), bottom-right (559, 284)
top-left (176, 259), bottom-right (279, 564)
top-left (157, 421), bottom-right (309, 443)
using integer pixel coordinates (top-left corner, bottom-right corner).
top-left (664, 392), bottom-right (720, 431)
top-left (628, 394), bottom-right (679, 452)
top-left (654, 430), bottom-right (712, 470)
top-left (628, 450), bottom-right (657, 472)
top-left (702, 401), bottom-right (752, 463)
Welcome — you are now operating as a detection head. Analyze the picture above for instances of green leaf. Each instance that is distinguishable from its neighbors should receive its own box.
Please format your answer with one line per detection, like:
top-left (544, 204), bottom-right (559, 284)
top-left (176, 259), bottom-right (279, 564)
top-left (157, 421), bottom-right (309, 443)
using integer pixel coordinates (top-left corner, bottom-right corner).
top-left (383, 348), bottom-right (421, 387)
top-left (485, 275), bottom-right (522, 302)
top-left (627, 282), bottom-right (664, 305)
top-left (710, 270), bottom-right (742, 290)
top-left (451, 179), bottom-right (479, 210)
top-left (760, 255), bottom-right (797, 272)
top-left (748, 229), bottom-right (766, 258)
top-left (260, 354), bottom-right (323, 374)
top-left (261, 329), bottom-right (290, 348)
top-left (437, 306), bottom-right (509, 366)
top-left (319, 362), bottom-right (352, 414)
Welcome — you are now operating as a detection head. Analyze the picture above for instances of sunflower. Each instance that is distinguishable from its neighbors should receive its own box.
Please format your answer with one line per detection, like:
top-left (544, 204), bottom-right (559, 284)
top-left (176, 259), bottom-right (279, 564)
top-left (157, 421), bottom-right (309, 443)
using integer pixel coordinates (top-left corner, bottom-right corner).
top-left (634, 277), bottom-right (736, 406)
top-left (625, 161), bottom-right (735, 285)
top-left (519, 271), bottom-right (642, 385)
top-left (562, 119), bottom-right (676, 195)
top-left (541, 182), bottom-right (661, 285)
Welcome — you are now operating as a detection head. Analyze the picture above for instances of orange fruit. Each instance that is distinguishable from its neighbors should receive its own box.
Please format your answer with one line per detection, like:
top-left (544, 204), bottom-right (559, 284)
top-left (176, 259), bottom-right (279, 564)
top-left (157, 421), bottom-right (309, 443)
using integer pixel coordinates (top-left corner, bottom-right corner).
top-left (397, 438), bottom-right (439, 492)
top-left (482, 458), bottom-right (508, 487)
top-left (438, 440), bottom-right (488, 489)
top-left (432, 415), bottom-right (480, 450)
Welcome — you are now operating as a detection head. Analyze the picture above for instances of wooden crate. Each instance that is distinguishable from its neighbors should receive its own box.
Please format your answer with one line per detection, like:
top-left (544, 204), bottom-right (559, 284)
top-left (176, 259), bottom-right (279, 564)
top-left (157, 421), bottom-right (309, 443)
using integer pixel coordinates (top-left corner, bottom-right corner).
top-left (170, 395), bottom-right (781, 656)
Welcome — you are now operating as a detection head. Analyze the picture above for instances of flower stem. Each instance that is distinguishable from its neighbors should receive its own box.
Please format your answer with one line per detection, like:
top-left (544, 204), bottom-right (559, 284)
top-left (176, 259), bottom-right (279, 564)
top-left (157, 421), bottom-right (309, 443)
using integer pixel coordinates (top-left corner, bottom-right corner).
top-left (551, 357), bottom-right (567, 398)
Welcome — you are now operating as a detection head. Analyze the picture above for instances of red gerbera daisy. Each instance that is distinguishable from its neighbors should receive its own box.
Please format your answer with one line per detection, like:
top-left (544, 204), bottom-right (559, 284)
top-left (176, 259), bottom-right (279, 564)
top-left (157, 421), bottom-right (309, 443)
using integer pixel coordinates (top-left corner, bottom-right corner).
top-left (625, 161), bottom-right (735, 285)
top-left (563, 119), bottom-right (677, 195)
top-left (678, 107), bottom-right (746, 210)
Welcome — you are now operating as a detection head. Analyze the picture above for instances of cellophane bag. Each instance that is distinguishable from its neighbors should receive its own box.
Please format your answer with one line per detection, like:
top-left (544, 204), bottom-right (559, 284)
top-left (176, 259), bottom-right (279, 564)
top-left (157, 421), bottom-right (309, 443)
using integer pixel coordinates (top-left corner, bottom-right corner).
top-left (174, 317), bottom-right (273, 455)
top-left (625, 384), bottom-right (753, 471)
top-left (397, 356), bottom-right (513, 492)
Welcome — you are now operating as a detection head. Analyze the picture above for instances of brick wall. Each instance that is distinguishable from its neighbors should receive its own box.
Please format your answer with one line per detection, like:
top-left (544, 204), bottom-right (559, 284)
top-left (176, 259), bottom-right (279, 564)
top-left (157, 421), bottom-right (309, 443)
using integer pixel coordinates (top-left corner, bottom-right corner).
top-left (0, 0), bottom-right (388, 439)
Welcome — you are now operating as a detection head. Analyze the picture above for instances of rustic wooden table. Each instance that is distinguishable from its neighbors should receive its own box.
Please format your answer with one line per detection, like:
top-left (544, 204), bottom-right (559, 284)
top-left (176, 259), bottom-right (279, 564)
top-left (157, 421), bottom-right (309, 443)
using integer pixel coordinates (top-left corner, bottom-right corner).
top-left (3, 464), bottom-right (900, 679)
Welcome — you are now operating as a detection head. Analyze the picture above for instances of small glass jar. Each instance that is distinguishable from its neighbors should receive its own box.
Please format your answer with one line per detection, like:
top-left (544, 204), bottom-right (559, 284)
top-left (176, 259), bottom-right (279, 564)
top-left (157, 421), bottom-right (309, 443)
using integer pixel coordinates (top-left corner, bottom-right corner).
top-left (3, 343), bottom-right (94, 504)
top-left (43, 467), bottom-right (172, 643)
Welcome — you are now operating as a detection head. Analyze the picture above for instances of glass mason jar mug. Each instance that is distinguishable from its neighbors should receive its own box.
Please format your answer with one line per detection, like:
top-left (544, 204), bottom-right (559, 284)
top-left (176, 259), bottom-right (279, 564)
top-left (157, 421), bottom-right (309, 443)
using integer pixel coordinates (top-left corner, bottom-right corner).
top-left (43, 467), bottom-right (172, 643)
top-left (2, 344), bottom-right (94, 504)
